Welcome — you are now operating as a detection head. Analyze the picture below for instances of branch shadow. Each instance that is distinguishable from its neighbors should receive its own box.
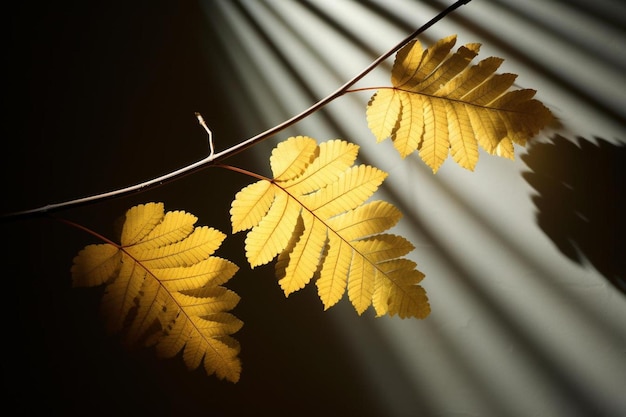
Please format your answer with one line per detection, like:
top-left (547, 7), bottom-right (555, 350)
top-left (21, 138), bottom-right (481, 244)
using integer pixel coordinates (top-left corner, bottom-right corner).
top-left (521, 134), bottom-right (626, 294)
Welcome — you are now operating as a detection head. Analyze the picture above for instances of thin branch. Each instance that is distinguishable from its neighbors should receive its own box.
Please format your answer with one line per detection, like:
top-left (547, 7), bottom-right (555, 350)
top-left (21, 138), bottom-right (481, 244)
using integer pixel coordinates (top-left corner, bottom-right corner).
top-left (211, 0), bottom-right (472, 161)
top-left (1, 0), bottom-right (471, 222)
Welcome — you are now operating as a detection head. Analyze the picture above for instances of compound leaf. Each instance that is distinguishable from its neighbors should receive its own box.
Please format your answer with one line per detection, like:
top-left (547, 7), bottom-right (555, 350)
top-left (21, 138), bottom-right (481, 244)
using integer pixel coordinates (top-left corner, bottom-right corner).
top-left (367, 34), bottom-right (554, 172)
top-left (231, 136), bottom-right (430, 319)
top-left (71, 202), bottom-right (242, 382)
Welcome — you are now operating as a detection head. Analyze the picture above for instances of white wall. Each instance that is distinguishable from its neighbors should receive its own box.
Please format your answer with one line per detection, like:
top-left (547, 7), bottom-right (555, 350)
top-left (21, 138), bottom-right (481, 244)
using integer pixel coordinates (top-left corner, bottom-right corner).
top-left (202, 1), bottom-right (626, 416)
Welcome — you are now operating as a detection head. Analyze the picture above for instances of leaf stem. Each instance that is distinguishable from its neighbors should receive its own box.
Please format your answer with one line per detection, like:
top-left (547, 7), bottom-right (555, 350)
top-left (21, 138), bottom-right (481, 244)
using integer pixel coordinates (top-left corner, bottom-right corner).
top-left (1, 0), bottom-right (471, 222)
top-left (216, 164), bottom-right (272, 182)
top-left (54, 216), bottom-right (121, 247)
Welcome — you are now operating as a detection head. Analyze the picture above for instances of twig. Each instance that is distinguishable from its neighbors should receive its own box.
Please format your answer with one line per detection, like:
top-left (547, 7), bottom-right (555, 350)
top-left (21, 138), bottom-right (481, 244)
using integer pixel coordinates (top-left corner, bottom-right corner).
top-left (1, 0), bottom-right (471, 221)
top-left (195, 112), bottom-right (215, 158)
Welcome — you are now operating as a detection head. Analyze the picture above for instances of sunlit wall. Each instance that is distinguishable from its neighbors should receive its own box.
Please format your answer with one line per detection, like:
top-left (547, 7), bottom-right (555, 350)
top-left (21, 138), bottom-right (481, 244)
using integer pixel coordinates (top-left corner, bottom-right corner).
top-left (200, 1), bottom-right (626, 416)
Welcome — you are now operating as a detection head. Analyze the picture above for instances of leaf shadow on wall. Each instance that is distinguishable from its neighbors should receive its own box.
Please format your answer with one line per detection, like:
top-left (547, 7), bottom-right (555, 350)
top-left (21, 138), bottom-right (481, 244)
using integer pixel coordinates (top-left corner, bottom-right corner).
top-left (521, 134), bottom-right (626, 294)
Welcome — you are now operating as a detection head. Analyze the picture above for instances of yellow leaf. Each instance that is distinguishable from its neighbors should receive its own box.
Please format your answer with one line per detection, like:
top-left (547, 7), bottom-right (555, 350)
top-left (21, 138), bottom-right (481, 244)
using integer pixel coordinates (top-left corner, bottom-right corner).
top-left (231, 137), bottom-right (430, 319)
top-left (367, 34), bottom-right (554, 172)
top-left (71, 202), bottom-right (242, 382)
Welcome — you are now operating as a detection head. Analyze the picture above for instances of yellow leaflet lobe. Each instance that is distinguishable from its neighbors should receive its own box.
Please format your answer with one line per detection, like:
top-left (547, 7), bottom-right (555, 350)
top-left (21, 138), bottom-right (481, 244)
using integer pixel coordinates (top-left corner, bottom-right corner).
top-left (231, 136), bottom-right (430, 318)
top-left (373, 260), bottom-right (429, 318)
top-left (271, 135), bottom-right (318, 181)
top-left (352, 234), bottom-right (414, 263)
top-left (71, 202), bottom-right (242, 382)
top-left (368, 34), bottom-right (554, 172)
top-left (71, 244), bottom-right (121, 287)
top-left (244, 191), bottom-right (301, 268)
top-left (100, 254), bottom-right (146, 334)
top-left (277, 210), bottom-right (327, 295)
top-left (418, 43), bottom-right (480, 95)
top-left (446, 101), bottom-right (479, 170)
top-left (326, 201), bottom-right (402, 241)
top-left (391, 92), bottom-right (424, 158)
top-left (128, 209), bottom-right (198, 249)
top-left (230, 180), bottom-right (275, 233)
top-left (348, 254), bottom-right (375, 314)
top-left (282, 139), bottom-right (360, 194)
top-left (420, 96), bottom-right (450, 172)
top-left (366, 89), bottom-right (401, 142)
top-left (303, 165), bottom-right (388, 219)
top-left (316, 234), bottom-right (351, 310)
top-left (120, 202), bottom-right (166, 246)
top-left (132, 226), bottom-right (226, 269)
top-left (391, 39), bottom-right (424, 88)
top-left (411, 35), bottom-right (458, 87)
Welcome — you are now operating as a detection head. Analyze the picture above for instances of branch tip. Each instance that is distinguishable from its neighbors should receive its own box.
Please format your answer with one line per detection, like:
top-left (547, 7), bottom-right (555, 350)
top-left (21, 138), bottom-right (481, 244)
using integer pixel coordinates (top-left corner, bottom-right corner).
top-left (196, 112), bottom-right (215, 158)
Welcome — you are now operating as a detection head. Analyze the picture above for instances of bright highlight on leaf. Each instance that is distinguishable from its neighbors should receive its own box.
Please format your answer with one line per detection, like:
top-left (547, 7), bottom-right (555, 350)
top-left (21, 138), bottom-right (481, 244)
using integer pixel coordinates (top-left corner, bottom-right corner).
top-left (71, 202), bottom-right (242, 383)
top-left (231, 136), bottom-right (430, 319)
top-left (367, 34), bottom-right (554, 172)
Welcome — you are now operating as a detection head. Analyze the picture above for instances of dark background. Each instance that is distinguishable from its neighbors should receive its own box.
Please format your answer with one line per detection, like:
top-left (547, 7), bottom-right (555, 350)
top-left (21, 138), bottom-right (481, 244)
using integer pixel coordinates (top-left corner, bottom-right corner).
top-left (4, 2), bottom-right (387, 416)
